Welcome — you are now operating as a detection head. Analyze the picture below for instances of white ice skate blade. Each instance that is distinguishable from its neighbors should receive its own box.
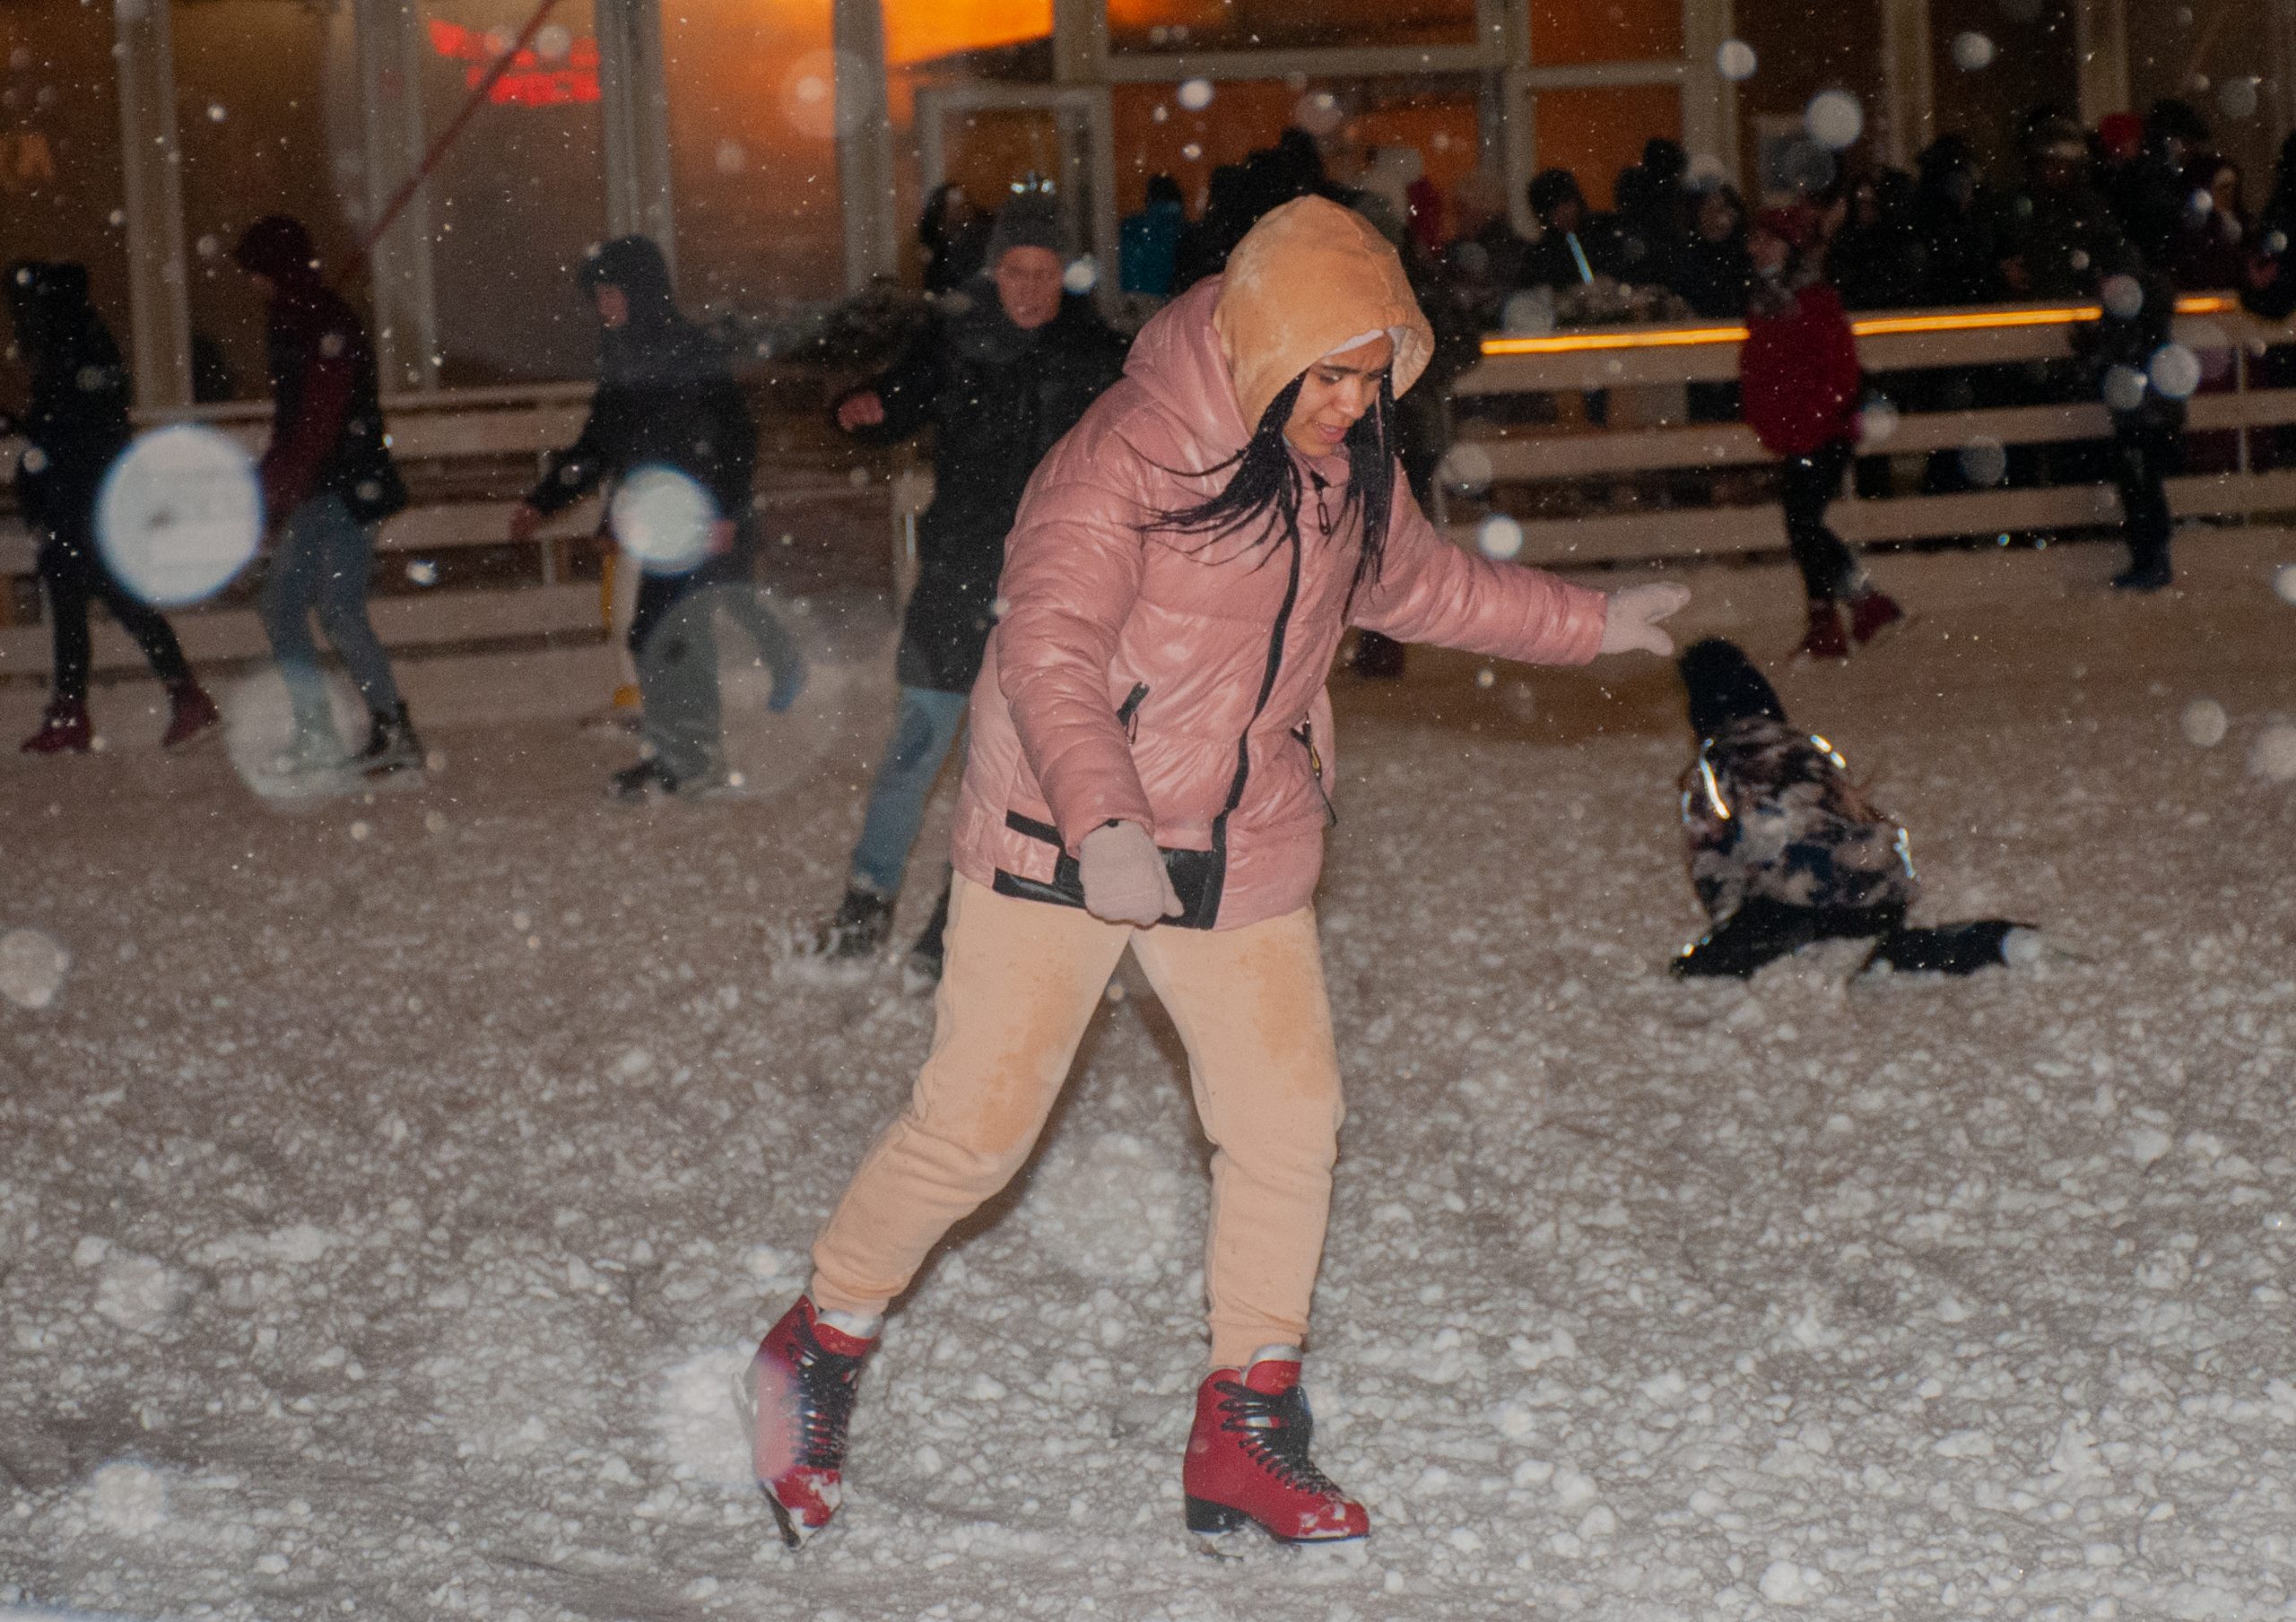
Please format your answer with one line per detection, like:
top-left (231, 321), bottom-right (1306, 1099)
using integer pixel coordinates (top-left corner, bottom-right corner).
top-left (730, 1362), bottom-right (821, 1551)
top-left (771, 948), bottom-right (882, 990)
top-left (254, 765), bottom-right (359, 802)
top-left (1188, 1522), bottom-right (1370, 1565)
top-left (358, 766), bottom-right (428, 795)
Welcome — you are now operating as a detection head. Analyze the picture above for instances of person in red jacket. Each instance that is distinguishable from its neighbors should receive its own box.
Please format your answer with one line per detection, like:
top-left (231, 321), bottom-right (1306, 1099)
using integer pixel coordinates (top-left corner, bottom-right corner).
top-left (1738, 209), bottom-right (1905, 660)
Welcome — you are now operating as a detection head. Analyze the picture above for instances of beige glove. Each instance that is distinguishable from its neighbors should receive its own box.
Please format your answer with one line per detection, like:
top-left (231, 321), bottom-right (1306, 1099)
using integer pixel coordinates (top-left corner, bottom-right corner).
top-left (1598, 581), bottom-right (1692, 657)
top-left (1077, 822), bottom-right (1184, 927)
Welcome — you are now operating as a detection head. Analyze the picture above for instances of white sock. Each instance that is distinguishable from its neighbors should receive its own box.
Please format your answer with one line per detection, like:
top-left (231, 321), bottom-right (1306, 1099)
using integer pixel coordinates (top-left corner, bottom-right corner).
top-left (819, 1307), bottom-right (883, 1340)
top-left (1243, 1343), bottom-right (1301, 1371)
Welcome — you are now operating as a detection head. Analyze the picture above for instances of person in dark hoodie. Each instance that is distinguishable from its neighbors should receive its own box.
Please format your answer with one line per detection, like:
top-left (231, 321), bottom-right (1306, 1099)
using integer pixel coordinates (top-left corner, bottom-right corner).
top-left (804, 189), bottom-right (1127, 983)
top-left (7, 262), bottom-right (218, 754)
top-left (2071, 262), bottom-right (2187, 590)
top-left (231, 214), bottom-right (420, 779)
top-left (1672, 638), bottom-right (2031, 979)
top-left (510, 233), bottom-right (795, 800)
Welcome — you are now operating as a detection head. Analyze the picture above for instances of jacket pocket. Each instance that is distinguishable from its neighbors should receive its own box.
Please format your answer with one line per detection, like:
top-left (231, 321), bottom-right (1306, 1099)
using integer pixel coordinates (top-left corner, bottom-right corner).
top-left (992, 809), bottom-right (1222, 929)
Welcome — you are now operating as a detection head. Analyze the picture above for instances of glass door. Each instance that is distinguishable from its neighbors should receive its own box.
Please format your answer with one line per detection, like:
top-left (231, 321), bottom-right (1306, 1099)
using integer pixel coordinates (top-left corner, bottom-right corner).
top-left (914, 83), bottom-right (1115, 299)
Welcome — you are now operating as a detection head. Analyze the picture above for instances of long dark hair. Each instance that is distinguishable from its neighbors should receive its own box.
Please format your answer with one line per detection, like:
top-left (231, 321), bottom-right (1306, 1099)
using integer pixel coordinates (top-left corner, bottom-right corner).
top-left (1143, 367), bottom-right (1399, 598)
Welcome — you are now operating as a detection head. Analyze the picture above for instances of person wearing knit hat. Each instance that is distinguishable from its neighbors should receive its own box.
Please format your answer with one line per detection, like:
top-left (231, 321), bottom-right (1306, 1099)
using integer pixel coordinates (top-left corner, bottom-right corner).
top-left (746, 194), bottom-right (1688, 1553)
top-left (979, 185), bottom-right (1067, 266)
top-left (800, 183), bottom-right (1126, 982)
top-left (1740, 209), bottom-right (1907, 660)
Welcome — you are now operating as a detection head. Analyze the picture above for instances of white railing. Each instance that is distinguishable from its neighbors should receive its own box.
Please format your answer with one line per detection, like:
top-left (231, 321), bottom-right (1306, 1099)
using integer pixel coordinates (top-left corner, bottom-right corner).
top-left (1441, 292), bottom-right (2296, 564)
top-left (0, 382), bottom-right (606, 587)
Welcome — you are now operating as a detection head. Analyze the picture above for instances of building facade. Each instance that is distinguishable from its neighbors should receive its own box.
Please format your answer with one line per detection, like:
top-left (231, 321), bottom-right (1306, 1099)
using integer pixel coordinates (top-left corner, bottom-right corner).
top-left (0, 0), bottom-right (2285, 410)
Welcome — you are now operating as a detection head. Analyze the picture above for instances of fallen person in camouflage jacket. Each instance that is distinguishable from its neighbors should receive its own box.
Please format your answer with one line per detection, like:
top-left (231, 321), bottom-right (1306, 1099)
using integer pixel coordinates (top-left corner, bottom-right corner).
top-left (1672, 638), bottom-right (2029, 979)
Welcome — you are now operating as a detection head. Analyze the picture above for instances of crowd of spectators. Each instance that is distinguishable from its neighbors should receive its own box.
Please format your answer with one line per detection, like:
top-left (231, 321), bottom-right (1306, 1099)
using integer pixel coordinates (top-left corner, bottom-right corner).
top-left (1109, 96), bottom-right (2296, 388)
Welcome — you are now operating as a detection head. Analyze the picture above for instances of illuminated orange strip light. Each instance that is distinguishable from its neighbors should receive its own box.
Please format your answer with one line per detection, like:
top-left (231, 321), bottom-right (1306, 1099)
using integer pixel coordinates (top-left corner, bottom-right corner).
top-left (1479, 294), bottom-right (2239, 356)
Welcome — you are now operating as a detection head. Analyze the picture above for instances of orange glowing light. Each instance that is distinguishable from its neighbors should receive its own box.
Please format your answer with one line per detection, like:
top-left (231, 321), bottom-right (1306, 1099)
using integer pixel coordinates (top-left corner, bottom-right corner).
top-left (883, 0), bottom-right (1052, 66)
top-left (1479, 295), bottom-right (2243, 356)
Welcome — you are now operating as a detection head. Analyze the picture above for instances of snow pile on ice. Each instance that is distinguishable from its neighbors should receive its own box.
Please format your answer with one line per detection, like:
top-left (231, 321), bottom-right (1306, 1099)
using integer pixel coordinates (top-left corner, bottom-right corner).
top-left (0, 927), bottom-right (69, 1009)
top-left (2248, 719), bottom-right (2296, 782)
top-left (2, 542), bottom-right (2294, 1619)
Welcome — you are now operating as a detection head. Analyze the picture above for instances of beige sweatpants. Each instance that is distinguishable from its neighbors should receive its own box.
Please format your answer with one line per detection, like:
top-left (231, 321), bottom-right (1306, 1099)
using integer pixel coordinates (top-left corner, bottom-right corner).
top-left (810, 875), bottom-right (1345, 1368)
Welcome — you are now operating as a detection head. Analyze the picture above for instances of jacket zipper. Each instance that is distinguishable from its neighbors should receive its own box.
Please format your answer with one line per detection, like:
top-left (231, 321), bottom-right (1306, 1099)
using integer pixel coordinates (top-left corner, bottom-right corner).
top-left (1117, 681), bottom-right (1149, 741)
top-left (1293, 721), bottom-right (1338, 827)
top-left (1218, 529), bottom-right (1304, 822)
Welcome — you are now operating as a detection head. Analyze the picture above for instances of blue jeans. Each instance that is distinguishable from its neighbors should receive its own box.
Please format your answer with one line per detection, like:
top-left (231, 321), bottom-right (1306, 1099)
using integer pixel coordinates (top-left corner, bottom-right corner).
top-left (262, 492), bottom-right (401, 721)
top-left (849, 685), bottom-right (969, 896)
top-left (629, 568), bottom-right (806, 784)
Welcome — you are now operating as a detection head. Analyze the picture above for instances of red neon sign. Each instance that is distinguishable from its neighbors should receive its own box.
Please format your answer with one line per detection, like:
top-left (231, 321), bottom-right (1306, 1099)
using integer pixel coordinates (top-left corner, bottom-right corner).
top-left (426, 19), bottom-right (601, 107)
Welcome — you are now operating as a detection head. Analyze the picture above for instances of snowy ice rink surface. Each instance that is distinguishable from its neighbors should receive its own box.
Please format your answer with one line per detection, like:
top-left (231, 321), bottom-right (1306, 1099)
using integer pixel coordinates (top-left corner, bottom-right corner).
top-left (3, 533), bottom-right (2294, 1621)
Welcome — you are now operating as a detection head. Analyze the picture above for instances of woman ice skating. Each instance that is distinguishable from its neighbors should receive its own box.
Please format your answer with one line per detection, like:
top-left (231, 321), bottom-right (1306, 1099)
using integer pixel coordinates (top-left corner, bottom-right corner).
top-left (1738, 210), bottom-right (1906, 661)
top-left (744, 196), bottom-right (1690, 1551)
top-left (8, 262), bottom-right (219, 755)
top-left (1672, 638), bottom-right (2029, 977)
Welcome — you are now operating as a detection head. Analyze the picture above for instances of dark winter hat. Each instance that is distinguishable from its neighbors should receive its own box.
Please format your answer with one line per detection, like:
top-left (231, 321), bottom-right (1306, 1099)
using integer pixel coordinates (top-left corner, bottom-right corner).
top-left (231, 214), bottom-right (321, 283)
top-left (1527, 168), bottom-right (1583, 219)
top-left (983, 189), bottom-right (1066, 266)
top-left (1640, 136), bottom-right (1688, 182)
top-left (5, 260), bottom-right (88, 320)
top-left (579, 234), bottom-right (680, 328)
top-left (1680, 638), bottom-right (1787, 738)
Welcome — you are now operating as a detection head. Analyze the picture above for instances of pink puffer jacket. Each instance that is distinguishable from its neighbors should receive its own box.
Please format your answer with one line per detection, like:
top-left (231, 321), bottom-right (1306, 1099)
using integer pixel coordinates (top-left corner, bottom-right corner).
top-left (949, 277), bottom-right (1610, 930)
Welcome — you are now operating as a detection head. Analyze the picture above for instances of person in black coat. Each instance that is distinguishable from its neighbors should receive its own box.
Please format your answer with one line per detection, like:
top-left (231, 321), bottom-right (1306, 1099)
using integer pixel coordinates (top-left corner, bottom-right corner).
top-left (808, 191), bottom-right (1127, 981)
top-left (2072, 264), bottom-right (2187, 590)
top-left (7, 261), bottom-right (217, 755)
top-left (1669, 185), bottom-right (1752, 423)
top-left (512, 233), bottom-right (796, 799)
top-left (1519, 169), bottom-right (1625, 293)
top-left (1612, 137), bottom-right (1692, 291)
top-left (233, 214), bottom-right (420, 780)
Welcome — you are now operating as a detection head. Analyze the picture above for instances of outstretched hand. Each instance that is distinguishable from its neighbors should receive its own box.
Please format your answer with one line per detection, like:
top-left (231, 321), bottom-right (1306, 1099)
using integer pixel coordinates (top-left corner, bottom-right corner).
top-left (1598, 581), bottom-right (1692, 658)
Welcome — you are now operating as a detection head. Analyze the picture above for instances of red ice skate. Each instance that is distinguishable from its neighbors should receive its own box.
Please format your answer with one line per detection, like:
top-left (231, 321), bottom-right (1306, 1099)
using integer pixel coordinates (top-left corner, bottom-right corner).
top-left (1848, 589), bottom-right (1907, 648)
top-left (748, 1295), bottom-right (874, 1548)
top-left (1183, 1348), bottom-right (1369, 1546)
top-left (160, 682), bottom-right (221, 750)
top-left (1792, 600), bottom-right (1849, 662)
top-left (21, 700), bottom-right (91, 754)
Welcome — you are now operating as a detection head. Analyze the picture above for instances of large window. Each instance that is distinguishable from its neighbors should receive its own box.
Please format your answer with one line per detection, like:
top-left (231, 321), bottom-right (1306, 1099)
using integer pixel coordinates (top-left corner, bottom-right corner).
top-left (420, 0), bottom-right (610, 384)
top-left (1731, 1), bottom-right (1887, 196)
top-left (664, 0), bottom-right (847, 313)
top-left (1927, 0), bottom-right (2078, 176)
top-left (1108, 0), bottom-right (1477, 55)
top-left (1526, 82), bottom-right (1683, 208)
top-left (1528, 0), bottom-right (1683, 67)
top-left (173, 0), bottom-right (364, 403)
top-left (0, 0), bottom-right (134, 404)
top-left (1111, 78), bottom-right (1481, 218)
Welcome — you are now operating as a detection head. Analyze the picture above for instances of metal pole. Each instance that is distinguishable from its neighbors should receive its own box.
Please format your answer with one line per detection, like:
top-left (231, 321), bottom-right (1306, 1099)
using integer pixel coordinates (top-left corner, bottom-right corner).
top-left (833, 0), bottom-right (899, 292)
top-left (355, 0), bottom-right (441, 393)
top-left (114, 0), bottom-right (193, 409)
top-left (599, 0), bottom-right (677, 274)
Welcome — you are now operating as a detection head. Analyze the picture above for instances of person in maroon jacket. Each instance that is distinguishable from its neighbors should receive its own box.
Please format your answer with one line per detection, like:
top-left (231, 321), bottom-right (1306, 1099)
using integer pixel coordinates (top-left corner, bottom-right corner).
top-left (233, 216), bottom-right (422, 779)
top-left (1738, 209), bottom-right (1905, 661)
